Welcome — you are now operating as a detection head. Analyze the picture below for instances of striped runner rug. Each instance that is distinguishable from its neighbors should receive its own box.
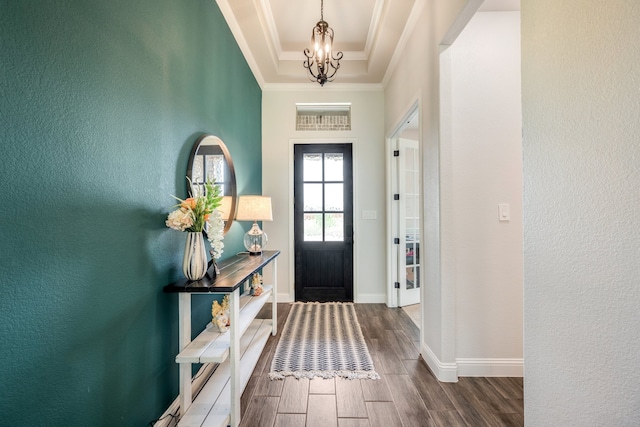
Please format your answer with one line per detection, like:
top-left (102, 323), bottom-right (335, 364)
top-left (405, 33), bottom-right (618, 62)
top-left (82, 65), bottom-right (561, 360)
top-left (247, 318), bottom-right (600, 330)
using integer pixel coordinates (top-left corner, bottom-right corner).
top-left (269, 302), bottom-right (379, 380)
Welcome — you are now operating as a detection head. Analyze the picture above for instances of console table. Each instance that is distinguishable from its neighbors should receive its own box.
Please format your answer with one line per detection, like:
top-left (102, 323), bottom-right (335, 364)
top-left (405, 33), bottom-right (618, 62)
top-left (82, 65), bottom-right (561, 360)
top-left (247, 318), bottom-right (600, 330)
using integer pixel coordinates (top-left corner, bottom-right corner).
top-left (164, 250), bottom-right (280, 427)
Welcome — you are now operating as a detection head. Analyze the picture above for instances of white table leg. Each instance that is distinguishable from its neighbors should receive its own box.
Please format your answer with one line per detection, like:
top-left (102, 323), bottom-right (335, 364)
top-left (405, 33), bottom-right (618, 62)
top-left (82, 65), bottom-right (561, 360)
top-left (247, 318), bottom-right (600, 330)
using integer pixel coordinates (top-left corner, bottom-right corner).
top-left (178, 293), bottom-right (192, 416)
top-left (229, 288), bottom-right (241, 427)
top-left (272, 258), bottom-right (277, 336)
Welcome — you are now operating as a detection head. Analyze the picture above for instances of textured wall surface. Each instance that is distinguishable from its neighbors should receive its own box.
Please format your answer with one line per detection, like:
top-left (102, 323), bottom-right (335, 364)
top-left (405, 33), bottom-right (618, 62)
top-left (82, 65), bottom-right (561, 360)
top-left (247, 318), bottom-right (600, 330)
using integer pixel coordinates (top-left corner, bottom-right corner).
top-left (0, 0), bottom-right (261, 425)
top-left (522, 1), bottom-right (640, 424)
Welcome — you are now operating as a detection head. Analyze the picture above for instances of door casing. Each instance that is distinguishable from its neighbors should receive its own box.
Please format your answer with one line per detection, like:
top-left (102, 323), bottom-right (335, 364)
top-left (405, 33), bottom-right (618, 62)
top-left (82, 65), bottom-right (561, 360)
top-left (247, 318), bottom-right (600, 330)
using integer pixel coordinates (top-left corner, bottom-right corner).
top-left (386, 100), bottom-right (422, 309)
top-left (287, 138), bottom-right (358, 302)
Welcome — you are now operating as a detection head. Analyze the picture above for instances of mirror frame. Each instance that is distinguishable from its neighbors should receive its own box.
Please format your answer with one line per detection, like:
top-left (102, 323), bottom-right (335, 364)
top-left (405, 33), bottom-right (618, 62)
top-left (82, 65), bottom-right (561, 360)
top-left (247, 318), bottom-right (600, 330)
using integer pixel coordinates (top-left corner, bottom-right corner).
top-left (186, 134), bottom-right (237, 235)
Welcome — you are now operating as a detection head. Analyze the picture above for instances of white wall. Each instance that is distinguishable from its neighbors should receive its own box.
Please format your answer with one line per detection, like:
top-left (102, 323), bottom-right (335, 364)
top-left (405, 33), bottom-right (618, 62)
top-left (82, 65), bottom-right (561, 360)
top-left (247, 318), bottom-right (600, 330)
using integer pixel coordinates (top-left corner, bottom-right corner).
top-left (385, 0), bottom-right (523, 379)
top-left (262, 88), bottom-right (386, 303)
top-left (449, 12), bottom-right (523, 371)
top-left (522, 1), bottom-right (640, 425)
top-left (385, 0), bottom-right (468, 380)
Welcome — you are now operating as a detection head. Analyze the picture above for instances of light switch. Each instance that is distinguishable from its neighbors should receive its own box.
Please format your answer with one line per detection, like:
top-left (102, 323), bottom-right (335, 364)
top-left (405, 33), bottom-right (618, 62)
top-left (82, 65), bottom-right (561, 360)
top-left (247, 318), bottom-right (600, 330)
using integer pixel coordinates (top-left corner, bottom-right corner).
top-left (498, 203), bottom-right (510, 222)
top-left (362, 210), bottom-right (377, 220)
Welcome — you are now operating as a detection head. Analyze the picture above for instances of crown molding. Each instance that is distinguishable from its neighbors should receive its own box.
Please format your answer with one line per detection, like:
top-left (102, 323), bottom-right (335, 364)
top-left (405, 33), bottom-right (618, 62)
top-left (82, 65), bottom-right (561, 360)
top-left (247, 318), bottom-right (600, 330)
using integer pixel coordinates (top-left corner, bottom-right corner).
top-left (280, 50), bottom-right (368, 62)
top-left (263, 82), bottom-right (384, 92)
top-left (258, 0), bottom-right (283, 67)
top-left (382, 0), bottom-right (426, 87)
top-left (216, 0), bottom-right (266, 89)
top-left (363, 0), bottom-right (386, 60)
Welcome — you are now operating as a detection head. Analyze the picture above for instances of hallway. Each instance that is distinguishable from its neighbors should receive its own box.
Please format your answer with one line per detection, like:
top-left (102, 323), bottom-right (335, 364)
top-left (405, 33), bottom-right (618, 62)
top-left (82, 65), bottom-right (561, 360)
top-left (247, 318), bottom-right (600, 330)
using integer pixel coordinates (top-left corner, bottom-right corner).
top-left (240, 303), bottom-right (524, 427)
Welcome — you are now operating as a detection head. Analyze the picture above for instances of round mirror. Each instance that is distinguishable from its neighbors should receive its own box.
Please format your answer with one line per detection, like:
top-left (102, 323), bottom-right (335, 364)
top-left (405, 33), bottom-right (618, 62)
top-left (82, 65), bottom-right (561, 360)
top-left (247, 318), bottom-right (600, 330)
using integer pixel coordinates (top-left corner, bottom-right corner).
top-left (186, 134), bottom-right (237, 235)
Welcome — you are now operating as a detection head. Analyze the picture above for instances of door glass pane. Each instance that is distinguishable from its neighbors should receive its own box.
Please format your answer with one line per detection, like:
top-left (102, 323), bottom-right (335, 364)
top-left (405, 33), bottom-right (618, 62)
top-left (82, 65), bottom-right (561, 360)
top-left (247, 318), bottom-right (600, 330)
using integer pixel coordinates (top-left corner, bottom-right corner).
top-left (406, 266), bottom-right (420, 289)
top-left (406, 173), bottom-right (417, 193)
top-left (324, 153), bottom-right (343, 181)
top-left (324, 213), bottom-right (344, 241)
top-left (303, 153), bottom-right (323, 181)
top-left (405, 150), bottom-right (416, 168)
top-left (406, 196), bottom-right (416, 219)
top-left (304, 183), bottom-right (323, 211)
top-left (324, 183), bottom-right (343, 211)
top-left (304, 213), bottom-right (323, 241)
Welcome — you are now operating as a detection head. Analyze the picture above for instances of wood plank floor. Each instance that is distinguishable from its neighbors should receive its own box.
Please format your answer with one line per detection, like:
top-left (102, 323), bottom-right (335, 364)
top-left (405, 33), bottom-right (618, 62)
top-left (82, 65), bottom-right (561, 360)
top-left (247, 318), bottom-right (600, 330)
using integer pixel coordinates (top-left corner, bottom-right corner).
top-left (241, 303), bottom-right (523, 427)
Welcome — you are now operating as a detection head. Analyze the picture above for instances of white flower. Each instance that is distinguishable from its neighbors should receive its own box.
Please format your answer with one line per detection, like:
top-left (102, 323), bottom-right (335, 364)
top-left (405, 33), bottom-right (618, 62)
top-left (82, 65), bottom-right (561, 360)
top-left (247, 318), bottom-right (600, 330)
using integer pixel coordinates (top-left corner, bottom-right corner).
top-left (207, 209), bottom-right (225, 259)
top-left (165, 208), bottom-right (193, 231)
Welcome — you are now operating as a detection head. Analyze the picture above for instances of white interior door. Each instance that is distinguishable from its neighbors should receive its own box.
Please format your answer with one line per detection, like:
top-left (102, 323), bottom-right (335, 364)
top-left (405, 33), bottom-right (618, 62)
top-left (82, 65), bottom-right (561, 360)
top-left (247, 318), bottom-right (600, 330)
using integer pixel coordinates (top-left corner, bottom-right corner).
top-left (397, 138), bottom-right (421, 307)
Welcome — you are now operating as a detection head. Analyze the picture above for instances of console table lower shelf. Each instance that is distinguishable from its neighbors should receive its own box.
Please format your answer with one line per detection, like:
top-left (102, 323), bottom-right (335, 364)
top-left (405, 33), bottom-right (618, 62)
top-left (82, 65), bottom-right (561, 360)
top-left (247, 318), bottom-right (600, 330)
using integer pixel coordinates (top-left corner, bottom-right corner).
top-left (161, 250), bottom-right (280, 427)
top-left (179, 319), bottom-right (272, 427)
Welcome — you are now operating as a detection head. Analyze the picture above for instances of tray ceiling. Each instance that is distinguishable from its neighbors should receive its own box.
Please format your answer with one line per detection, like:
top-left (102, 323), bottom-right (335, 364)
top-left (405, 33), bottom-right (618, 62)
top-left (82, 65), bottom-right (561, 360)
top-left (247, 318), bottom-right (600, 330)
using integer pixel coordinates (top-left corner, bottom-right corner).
top-left (215, 0), bottom-right (520, 88)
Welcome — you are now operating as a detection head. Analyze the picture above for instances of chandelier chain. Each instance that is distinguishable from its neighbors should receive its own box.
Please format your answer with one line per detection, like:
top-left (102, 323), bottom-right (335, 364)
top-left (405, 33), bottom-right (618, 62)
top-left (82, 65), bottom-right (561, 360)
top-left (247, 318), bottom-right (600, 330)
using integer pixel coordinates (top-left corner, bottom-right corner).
top-left (321, 0), bottom-right (324, 21)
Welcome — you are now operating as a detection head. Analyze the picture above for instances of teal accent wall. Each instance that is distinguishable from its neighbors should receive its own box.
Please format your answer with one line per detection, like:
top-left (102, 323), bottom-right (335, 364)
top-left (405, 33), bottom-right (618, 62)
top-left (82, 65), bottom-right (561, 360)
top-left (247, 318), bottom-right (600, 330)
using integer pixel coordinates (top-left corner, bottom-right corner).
top-left (0, 0), bottom-right (261, 425)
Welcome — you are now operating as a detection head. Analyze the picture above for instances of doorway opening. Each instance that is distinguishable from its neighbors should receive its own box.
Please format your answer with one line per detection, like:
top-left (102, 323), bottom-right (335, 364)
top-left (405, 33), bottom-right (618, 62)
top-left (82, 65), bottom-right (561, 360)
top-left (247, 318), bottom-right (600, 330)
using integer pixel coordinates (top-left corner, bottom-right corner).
top-left (389, 106), bottom-right (421, 327)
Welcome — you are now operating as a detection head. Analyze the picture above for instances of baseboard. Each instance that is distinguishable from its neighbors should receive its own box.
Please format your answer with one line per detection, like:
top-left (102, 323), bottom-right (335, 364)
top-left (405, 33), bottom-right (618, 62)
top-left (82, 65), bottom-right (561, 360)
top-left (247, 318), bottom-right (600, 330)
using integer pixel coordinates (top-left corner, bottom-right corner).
top-left (420, 342), bottom-right (459, 382)
top-left (456, 358), bottom-right (523, 377)
top-left (154, 363), bottom-right (217, 427)
top-left (420, 341), bottom-right (524, 380)
top-left (276, 293), bottom-right (385, 303)
top-left (277, 293), bottom-right (294, 303)
top-left (355, 293), bottom-right (386, 303)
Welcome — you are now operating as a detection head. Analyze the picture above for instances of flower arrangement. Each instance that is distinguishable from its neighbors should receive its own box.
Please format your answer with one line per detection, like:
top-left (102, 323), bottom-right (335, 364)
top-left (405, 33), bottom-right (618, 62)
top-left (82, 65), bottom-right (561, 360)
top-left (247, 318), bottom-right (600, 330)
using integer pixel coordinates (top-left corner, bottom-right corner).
top-left (207, 209), bottom-right (225, 260)
top-left (165, 178), bottom-right (225, 259)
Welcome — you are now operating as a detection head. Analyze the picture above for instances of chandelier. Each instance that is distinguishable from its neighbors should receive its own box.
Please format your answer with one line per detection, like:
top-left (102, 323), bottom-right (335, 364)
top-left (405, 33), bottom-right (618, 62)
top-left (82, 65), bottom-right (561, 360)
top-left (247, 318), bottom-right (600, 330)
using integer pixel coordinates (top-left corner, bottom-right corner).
top-left (303, 0), bottom-right (343, 86)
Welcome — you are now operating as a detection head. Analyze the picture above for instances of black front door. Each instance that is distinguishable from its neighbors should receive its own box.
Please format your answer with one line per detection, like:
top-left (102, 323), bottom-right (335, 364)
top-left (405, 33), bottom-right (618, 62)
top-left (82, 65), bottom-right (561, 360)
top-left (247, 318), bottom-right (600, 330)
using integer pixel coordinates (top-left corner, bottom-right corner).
top-left (294, 143), bottom-right (353, 302)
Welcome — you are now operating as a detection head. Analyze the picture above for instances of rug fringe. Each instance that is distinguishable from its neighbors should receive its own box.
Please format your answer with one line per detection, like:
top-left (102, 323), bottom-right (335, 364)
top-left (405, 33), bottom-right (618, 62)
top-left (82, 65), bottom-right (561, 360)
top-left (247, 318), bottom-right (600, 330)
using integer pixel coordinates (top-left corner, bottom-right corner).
top-left (268, 370), bottom-right (380, 381)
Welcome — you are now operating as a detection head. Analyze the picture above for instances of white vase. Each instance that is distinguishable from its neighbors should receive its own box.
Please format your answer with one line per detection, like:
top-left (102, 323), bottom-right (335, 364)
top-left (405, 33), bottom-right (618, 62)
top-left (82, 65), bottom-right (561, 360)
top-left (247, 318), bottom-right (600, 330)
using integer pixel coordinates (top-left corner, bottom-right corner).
top-left (182, 232), bottom-right (207, 281)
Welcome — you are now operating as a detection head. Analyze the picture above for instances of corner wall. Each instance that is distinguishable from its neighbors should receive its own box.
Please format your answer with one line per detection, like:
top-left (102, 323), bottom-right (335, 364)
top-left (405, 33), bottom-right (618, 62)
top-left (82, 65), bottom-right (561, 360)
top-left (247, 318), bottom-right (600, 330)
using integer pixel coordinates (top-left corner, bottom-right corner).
top-left (384, 0), bottom-right (523, 379)
top-left (385, 0), bottom-right (468, 376)
top-left (262, 88), bottom-right (385, 303)
top-left (522, 1), bottom-right (640, 424)
top-left (448, 12), bottom-right (523, 373)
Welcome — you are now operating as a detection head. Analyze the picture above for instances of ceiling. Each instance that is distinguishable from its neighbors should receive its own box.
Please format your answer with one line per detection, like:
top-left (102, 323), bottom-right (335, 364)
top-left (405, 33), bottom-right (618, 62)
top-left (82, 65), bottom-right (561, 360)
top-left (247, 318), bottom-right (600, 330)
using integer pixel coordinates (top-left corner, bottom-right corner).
top-left (216, 0), bottom-right (520, 89)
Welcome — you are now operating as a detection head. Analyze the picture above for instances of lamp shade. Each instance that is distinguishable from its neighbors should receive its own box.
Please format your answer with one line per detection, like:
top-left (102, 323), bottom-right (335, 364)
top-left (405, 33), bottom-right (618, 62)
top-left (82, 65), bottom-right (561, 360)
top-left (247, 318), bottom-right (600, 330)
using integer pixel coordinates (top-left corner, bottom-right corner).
top-left (236, 196), bottom-right (273, 221)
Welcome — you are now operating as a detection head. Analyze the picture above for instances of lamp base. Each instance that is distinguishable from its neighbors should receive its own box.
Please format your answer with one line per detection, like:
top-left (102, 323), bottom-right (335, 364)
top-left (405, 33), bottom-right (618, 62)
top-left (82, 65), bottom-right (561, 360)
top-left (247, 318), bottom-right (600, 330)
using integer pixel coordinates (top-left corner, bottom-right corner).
top-left (243, 222), bottom-right (268, 255)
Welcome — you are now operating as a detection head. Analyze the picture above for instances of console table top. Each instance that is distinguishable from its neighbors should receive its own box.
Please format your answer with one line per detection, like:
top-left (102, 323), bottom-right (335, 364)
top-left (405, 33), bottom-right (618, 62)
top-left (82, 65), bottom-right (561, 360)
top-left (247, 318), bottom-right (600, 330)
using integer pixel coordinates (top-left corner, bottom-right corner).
top-left (163, 250), bottom-right (280, 293)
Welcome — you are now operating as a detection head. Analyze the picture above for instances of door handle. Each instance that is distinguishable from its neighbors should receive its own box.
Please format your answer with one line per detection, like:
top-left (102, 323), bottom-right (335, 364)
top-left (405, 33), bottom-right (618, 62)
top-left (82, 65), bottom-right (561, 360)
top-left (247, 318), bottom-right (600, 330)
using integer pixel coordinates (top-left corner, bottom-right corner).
top-left (346, 225), bottom-right (354, 244)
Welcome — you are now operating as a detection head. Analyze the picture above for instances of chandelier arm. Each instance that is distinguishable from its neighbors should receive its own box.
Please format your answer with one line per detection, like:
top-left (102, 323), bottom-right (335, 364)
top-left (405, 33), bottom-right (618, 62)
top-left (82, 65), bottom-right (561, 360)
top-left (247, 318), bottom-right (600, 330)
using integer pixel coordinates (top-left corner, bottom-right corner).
top-left (327, 51), bottom-right (342, 76)
top-left (325, 65), bottom-right (340, 81)
top-left (303, 48), bottom-right (315, 62)
top-left (303, 54), bottom-right (319, 82)
top-left (303, 62), bottom-right (318, 77)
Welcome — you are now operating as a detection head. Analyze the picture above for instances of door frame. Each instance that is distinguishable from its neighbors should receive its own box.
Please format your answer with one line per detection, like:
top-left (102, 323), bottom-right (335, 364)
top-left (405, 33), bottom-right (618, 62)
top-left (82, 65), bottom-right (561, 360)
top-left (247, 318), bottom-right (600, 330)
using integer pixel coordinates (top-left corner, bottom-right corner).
top-left (288, 138), bottom-right (358, 302)
top-left (386, 99), bottom-right (422, 309)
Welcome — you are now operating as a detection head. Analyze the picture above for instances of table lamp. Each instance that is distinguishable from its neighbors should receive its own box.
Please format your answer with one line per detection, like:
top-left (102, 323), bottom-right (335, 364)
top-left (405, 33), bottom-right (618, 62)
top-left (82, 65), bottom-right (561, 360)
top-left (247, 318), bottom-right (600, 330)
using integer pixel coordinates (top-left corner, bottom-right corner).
top-left (235, 196), bottom-right (272, 255)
